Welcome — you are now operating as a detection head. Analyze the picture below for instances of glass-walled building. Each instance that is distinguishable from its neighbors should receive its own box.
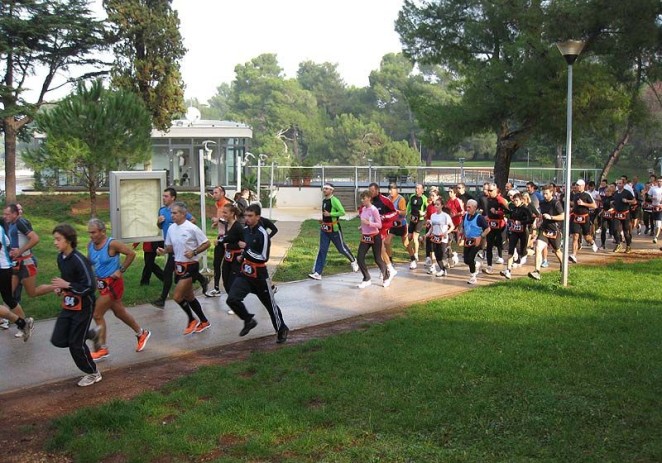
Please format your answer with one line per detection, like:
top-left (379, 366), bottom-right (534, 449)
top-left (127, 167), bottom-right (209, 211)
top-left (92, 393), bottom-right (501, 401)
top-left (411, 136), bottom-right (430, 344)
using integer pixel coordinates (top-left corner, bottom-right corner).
top-left (151, 119), bottom-right (253, 188)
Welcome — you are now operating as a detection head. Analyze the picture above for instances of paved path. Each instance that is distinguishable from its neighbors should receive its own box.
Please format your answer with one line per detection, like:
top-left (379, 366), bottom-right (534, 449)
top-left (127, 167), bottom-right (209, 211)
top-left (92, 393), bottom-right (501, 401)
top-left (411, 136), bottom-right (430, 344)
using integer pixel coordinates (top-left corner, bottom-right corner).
top-left (0, 209), bottom-right (658, 394)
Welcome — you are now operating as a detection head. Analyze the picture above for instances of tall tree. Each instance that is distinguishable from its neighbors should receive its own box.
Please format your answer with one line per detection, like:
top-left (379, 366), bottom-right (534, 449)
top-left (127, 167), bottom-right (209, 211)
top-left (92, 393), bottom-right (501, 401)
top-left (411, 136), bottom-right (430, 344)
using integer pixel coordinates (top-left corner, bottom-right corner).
top-left (104, 0), bottom-right (186, 131)
top-left (0, 0), bottom-right (108, 202)
top-left (297, 61), bottom-right (347, 119)
top-left (24, 80), bottom-right (152, 216)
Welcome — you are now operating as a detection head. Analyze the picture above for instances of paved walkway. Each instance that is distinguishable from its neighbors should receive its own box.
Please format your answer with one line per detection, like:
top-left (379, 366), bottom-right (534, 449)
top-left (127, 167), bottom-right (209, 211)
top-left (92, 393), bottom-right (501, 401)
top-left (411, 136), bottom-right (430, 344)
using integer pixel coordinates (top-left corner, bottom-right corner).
top-left (0, 209), bottom-right (658, 393)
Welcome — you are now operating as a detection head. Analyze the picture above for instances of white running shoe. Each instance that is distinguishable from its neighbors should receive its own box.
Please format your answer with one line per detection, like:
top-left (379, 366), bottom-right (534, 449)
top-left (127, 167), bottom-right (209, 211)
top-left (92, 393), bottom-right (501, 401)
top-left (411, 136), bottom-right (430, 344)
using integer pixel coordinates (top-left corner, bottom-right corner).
top-left (477, 250), bottom-right (485, 260)
top-left (357, 280), bottom-right (372, 289)
top-left (424, 257), bottom-right (432, 267)
top-left (482, 265), bottom-right (493, 274)
top-left (388, 264), bottom-right (397, 276)
top-left (0, 318), bottom-right (9, 330)
top-left (351, 261), bottom-right (359, 272)
top-left (435, 269), bottom-right (447, 277)
top-left (383, 277), bottom-right (391, 288)
top-left (468, 274), bottom-right (478, 285)
top-left (427, 264), bottom-right (437, 275)
top-left (591, 242), bottom-right (598, 253)
top-left (308, 272), bottom-right (322, 280)
top-left (409, 260), bottom-right (417, 270)
top-left (569, 255), bottom-right (577, 264)
top-left (77, 371), bottom-right (102, 387)
top-left (205, 288), bottom-right (222, 297)
top-left (500, 269), bottom-right (511, 280)
top-left (227, 309), bottom-right (235, 315)
top-left (21, 317), bottom-right (34, 342)
top-left (519, 256), bottom-right (527, 266)
top-left (495, 256), bottom-right (504, 264)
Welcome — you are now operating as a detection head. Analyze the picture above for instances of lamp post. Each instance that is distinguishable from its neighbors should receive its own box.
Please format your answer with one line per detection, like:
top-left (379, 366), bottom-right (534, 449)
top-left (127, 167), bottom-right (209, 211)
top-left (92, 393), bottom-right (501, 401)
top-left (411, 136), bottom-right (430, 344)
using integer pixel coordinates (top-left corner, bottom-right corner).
top-left (197, 140), bottom-right (215, 273)
top-left (557, 39), bottom-right (585, 287)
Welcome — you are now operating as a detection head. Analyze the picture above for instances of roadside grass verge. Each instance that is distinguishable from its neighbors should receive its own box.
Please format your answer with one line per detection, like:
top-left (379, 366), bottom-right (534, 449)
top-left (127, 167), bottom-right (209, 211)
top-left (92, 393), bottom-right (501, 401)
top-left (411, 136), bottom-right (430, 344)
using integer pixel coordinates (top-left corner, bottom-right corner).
top-left (48, 259), bottom-right (662, 462)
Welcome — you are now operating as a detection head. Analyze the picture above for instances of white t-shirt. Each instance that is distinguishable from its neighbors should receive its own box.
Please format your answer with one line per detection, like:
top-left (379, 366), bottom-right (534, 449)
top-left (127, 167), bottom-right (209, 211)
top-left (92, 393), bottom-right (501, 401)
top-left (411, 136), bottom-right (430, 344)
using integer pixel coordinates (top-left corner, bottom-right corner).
top-left (165, 220), bottom-right (210, 262)
top-left (429, 211), bottom-right (453, 243)
top-left (649, 185), bottom-right (662, 207)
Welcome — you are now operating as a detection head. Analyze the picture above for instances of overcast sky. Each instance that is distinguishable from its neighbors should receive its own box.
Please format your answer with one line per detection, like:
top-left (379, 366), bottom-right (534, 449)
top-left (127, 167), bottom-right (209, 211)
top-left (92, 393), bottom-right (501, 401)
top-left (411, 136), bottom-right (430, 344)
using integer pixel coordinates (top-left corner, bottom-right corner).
top-left (168, 0), bottom-right (405, 101)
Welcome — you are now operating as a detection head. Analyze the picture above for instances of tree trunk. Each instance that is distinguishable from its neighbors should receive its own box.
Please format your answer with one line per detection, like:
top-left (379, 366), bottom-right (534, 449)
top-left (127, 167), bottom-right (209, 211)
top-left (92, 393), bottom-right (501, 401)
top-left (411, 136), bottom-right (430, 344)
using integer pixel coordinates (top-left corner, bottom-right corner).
top-left (425, 147), bottom-right (433, 167)
top-left (3, 117), bottom-right (18, 203)
top-left (599, 125), bottom-right (632, 181)
top-left (493, 121), bottom-right (527, 192)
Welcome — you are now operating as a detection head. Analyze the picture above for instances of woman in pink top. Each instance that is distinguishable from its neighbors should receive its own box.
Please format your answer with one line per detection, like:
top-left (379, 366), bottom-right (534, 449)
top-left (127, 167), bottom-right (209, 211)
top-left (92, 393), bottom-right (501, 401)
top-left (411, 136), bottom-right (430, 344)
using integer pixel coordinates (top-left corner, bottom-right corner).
top-left (357, 190), bottom-right (390, 289)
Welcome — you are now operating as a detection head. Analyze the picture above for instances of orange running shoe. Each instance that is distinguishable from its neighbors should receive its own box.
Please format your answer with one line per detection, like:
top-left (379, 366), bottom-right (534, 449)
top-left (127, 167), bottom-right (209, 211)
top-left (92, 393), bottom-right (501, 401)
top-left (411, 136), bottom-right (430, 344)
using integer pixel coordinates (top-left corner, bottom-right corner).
top-left (183, 320), bottom-right (199, 335)
top-left (136, 329), bottom-right (151, 352)
top-left (91, 347), bottom-right (109, 361)
top-left (194, 321), bottom-right (210, 333)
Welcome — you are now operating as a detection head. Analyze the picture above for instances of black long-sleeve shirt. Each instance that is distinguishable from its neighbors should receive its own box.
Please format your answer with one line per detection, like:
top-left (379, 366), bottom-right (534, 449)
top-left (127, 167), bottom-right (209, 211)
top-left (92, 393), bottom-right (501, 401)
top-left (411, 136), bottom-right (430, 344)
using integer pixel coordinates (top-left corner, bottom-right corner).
top-left (57, 249), bottom-right (96, 309)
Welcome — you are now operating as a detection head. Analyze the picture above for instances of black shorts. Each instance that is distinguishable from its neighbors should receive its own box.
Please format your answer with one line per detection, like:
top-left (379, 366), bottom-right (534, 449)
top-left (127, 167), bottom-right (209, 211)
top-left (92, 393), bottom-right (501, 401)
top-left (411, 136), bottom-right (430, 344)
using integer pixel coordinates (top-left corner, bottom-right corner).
top-left (174, 261), bottom-right (199, 283)
top-left (570, 221), bottom-right (591, 236)
top-left (407, 217), bottom-right (424, 234)
top-left (389, 225), bottom-right (407, 237)
top-left (537, 230), bottom-right (561, 251)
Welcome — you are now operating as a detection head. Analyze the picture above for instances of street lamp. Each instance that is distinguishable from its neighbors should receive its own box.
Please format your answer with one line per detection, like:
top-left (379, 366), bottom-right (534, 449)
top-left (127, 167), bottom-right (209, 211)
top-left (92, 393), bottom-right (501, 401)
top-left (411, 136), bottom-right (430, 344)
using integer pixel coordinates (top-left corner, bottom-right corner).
top-left (557, 39), bottom-right (585, 287)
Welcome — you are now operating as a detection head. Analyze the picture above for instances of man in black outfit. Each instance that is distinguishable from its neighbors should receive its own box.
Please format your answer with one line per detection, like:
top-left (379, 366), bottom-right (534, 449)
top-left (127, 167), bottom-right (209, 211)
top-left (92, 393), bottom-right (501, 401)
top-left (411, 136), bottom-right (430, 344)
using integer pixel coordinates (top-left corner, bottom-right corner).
top-left (226, 204), bottom-right (289, 344)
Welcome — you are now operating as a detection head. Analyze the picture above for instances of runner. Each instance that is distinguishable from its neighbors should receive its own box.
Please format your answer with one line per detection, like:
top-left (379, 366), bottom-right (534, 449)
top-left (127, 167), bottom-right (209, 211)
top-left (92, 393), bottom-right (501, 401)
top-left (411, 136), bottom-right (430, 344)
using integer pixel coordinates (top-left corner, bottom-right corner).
top-left (226, 204), bottom-right (289, 343)
top-left (85, 219), bottom-right (151, 361)
top-left (4, 203), bottom-right (39, 304)
top-left (500, 193), bottom-right (533, 279)
top-left (459, 199), bottom-right (489, 285)
top-left (611, 178), bottom-right (636, 253)
top-left (0, 221), bottom-right (33, 341)
top-left (308, 183), bottom-right (358, 280)
top-left (422, 187), bottom-right (439, 267)
top-left (356, 190), bottom-right (390, 288)
top-left (207, 186), bottom-right (231, 296)
top-left (648, 176), bottom-right (662, 244)
top-left (153, 187), bottom-right (207, 308)
top-left (445, 186), bottom-right (463, 266)
top-left (483, 183), bottom-right (509, 273)
top-left (156, 202), bottom-right (211, 334)
top-left (569, 179), bottom-right (599, 263)
top-left (385, 183), bottom-right (409, 263)
top-left (406, 183), bottom-right (427, 269)
top-left (528, 185), bottom-right (565, 281)
top-left (368, 183), bottom-right (398, 280)
top-left (33, 224), bottom-right (101, 387)
top-left (425, 197), bottom-right (454, 277)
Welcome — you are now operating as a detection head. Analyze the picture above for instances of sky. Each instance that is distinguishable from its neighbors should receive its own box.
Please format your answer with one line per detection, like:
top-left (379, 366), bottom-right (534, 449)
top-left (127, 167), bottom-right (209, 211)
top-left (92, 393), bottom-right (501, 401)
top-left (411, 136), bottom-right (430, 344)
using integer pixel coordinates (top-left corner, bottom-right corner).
top-left (168, 0), bottom-right (405, 102)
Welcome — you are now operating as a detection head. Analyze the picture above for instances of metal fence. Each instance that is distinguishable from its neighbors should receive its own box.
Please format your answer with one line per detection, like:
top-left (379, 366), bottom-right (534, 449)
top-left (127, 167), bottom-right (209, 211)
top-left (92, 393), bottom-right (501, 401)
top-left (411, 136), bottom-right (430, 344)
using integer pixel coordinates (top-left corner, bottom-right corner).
top-left (256, 164), bottom-right (601, 190)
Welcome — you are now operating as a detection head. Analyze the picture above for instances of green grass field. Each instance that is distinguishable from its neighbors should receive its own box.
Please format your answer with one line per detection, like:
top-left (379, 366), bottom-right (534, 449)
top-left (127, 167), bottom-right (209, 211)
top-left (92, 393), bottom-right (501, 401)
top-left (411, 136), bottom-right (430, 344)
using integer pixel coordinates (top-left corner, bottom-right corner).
top-left (46, 259), bottom-right (662, 462)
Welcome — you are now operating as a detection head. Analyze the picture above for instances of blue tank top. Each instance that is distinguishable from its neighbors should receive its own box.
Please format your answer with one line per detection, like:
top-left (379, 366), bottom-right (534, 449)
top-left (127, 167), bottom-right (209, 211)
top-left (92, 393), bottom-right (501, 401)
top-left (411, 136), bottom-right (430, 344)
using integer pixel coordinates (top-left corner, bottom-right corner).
top-left (88, 238), bottom-right (119, 278)
top-left (463, 213), bottom-right (483, 239)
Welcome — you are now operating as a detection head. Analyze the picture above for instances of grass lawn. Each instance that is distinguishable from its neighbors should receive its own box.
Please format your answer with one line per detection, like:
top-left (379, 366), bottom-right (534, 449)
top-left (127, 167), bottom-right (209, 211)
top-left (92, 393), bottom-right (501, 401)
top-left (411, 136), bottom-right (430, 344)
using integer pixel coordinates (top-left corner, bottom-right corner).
top-left (47, 259), bottom-right (662, 462)
top-left (11, 193), bottom-right (217, 320)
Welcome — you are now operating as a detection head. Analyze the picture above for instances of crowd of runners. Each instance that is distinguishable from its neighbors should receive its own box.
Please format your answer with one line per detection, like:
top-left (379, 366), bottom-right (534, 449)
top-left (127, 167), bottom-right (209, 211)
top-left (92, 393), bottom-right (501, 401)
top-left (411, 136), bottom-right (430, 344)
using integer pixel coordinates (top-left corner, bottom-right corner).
top-left (2, 173), bottom-right (661, 388)
top-left (309, 174), bottom-right (662, 286)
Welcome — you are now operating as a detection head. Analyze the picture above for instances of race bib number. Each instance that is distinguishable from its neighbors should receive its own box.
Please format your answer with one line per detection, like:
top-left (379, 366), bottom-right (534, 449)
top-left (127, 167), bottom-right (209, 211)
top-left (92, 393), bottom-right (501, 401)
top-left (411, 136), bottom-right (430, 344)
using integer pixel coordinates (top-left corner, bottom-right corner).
top-left (361, 234), bottom-right (376, 244)
top-left (614, 211), bottom-right (629, 220)
top-left (573, 214), bottom-right (588, 224)
top-left (430, 234), bottom-right (444, 244)
top-left (321, 223), bottom-right (333, 233)
top-left (488, 219), bottom-right (501, 229)
top-left (61, 294), bottom-right (82, 311)
top-left (542, 230), bottom-right (558, 239)
top-left (508, 220), bottom-right (524, 232)
top-left (97, 279), bottom-right (107, 290)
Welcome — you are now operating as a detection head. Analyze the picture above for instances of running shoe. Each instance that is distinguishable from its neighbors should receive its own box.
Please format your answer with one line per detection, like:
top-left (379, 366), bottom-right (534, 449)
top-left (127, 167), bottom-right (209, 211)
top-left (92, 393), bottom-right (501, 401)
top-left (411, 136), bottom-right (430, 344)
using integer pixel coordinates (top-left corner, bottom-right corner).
top-left (383, 277), bottom-right (391, 288)
top-left (614, 243), bottom-right (623, 253)
top-left (194, 321), bottom-right (211, 333)
top-left (205, 288), bottom-right (222, 297)
top-left (424, 257), bottom-right (432, 267)
top-left (477, 250), bottom-right (485, 260)
top-left (136, 329), bottom-right (151, 352)
top-left (15, 331), bottom-right (23, 338)
top-left (77, 371), bottom-right (102, 387)
top-left (239, 318), bottom-right (258, 336)
top-left (227, 309), bottom-right (235, 315)
top-left (183, 320), bottom-right (199, 336)
top-left (500, 269), bottom-right (512, 280)
top-left (0, 318), bottom-right (9, 330)
top-left (519, 256), bottom-right (527, 266)
top-left (435, 269), bottom-right (447, 277)
top-left (625, 246), bottom-right (632, 254)
top-left (426, 265), bottom-right (437, 275)
top-left (91, 347), bottom-right (109, 361)
top-left (351, 261), bottom-right (359, 272)
top-left (467, 274), bottom-right (478, 285)
top-left (277, 327), bottom-right (289, 344)
top-left (308, 272), bottom-right (322, 280)
top-left (591, 242), bottom-right (598, 253)
top-left (569, 254), bottom-right (577, 264)
top-left (653, 238), bottom-right (657, 244)
top-left (528, 270), bottom-right (541, 281)
top-left (482, 265), bottom-right (493, 274)
top-left (151, 298), bottom-right (165, 309)
top-left (357, 280), bottom-right (372, 289)
top-left (409, 260), bottom-right (417, 270)
top-left (495, 256), bottom-right (504, 264)
top-left (21, 317), bottom-right (34, 342)
top-left (541, 260), bottom-right (549, 268)
top-left (388, 264), bottom-right (398, 277)
top-left (451, 252), bottom-right (459, 267)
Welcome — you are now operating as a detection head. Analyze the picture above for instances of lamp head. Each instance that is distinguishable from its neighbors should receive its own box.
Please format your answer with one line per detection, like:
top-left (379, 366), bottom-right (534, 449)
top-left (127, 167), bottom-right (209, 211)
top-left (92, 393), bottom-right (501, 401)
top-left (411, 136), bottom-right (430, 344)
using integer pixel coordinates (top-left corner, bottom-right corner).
top-left (556, 40), bottom-right (585, 65)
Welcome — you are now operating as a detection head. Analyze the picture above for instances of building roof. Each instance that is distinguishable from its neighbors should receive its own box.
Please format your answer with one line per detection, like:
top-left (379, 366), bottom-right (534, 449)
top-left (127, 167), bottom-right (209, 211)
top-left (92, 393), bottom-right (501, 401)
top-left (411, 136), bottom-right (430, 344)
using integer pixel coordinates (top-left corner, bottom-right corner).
top-left (151, 119), bottom-right (252, 139)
